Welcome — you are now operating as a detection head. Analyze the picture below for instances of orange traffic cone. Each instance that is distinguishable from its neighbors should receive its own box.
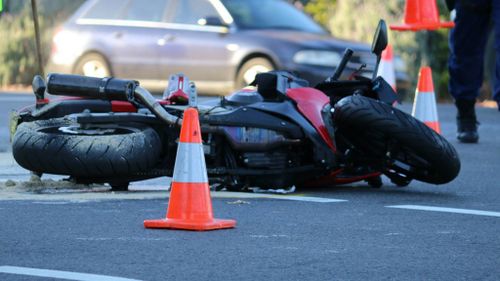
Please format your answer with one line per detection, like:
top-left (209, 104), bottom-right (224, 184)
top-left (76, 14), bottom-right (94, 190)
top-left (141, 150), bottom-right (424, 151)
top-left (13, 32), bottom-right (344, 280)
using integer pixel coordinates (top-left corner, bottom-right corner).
top-left (377, 44), bottom-right (396, 92)
top-left (390, 0), bottom-right (454, 31)
top-left (144, 107), bottom-right (236, 231)
top-left (412, 66), bottom-right (441, 134)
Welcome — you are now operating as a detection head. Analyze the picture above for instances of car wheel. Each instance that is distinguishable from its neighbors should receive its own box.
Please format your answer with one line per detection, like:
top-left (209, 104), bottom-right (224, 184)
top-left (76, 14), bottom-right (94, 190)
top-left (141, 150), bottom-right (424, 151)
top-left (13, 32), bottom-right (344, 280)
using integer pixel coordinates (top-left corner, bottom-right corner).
top-left (235, 58), bottom-right (274, 89)
top-left (74, 53), bottom-right (111, 77)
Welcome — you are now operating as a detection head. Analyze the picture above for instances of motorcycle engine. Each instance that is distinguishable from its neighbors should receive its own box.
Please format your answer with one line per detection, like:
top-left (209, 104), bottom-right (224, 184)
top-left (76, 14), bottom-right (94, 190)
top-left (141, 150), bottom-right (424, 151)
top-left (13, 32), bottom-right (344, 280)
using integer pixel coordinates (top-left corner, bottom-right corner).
top-left (242, 152), bottom-right (288, 169)
top-left (204, 126), bottom-right (305, 189)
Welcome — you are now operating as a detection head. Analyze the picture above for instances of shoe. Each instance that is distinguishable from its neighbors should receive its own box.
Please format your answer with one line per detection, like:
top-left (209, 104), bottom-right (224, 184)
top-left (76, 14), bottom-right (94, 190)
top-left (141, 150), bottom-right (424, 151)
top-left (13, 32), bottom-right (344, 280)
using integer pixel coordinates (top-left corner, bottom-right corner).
top-left (457, 117), bottom-right (478, 143)
top-left (455, 99), bottom-right (479, 143)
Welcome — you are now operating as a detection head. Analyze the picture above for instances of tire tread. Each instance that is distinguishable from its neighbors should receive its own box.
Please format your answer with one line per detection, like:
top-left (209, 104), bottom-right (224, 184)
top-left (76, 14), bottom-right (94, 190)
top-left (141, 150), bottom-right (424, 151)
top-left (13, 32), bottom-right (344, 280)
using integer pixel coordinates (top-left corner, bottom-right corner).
top-left (333, 95), bottom-right (460, 184)
top-left (12, 118), bottom-right (161, 178)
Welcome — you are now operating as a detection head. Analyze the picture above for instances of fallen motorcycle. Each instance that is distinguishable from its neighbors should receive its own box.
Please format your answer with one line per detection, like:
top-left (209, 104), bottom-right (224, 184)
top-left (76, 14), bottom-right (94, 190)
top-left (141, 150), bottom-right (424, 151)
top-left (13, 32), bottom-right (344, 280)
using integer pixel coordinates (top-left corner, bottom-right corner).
top-left (10, 20), bottom-right (460, 191)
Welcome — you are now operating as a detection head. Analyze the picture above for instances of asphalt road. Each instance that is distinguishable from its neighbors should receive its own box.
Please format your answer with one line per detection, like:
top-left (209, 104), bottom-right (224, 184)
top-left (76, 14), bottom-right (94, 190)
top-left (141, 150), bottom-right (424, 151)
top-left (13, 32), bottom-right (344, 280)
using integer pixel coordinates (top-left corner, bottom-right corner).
top-left (0, 93), bottom-right (33, 152)
top-left (0, 92), bottom-right (499, 281)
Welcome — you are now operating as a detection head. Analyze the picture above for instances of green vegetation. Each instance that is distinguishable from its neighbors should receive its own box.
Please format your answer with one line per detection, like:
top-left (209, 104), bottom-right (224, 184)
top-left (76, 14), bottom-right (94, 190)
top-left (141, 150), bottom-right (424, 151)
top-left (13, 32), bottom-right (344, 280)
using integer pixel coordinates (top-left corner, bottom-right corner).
top-left (304, 0), bottom-right (336, 28)
top-left (0, 0), bottom-right (454, 101)
top-left (304, 0), bottom-right (452, 101)
top-left (0, 0), bottom-right (83, 86)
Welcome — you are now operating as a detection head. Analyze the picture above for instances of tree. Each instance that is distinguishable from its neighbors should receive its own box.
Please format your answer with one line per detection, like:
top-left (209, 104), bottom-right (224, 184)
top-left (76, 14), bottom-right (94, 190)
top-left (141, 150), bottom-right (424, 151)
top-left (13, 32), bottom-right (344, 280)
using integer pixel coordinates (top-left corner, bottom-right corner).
top-left (304, 0), bottom-right (337, 29)
top-left (0, 0), bottom-right (84, 86)
top-left (305, 0), bottom-right (452, 101)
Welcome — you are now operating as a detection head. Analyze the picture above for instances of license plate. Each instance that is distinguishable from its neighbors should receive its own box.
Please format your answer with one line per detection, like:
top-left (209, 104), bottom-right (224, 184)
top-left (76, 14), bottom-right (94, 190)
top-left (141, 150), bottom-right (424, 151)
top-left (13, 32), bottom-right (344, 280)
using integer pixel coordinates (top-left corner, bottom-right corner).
top-left (9, 110), bottom-right (20, 143)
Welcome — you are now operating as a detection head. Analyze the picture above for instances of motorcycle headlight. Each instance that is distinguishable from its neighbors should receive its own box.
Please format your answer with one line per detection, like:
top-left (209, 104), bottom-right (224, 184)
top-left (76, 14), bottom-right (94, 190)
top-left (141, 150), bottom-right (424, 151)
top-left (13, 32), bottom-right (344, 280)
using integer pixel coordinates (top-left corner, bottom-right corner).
top-left (293, 50), bottom-right (342, 67)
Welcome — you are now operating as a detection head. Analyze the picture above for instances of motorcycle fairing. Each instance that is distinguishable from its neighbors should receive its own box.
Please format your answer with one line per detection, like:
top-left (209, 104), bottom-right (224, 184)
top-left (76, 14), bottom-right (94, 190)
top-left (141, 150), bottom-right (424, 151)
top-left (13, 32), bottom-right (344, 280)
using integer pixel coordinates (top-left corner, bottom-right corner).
top-left (199, 106), bottom-right (303, 139)
top-left (30, 99), bottom-right (113, 119)
top-left (111, 100), bottom-right (138, 112)
top-left (247, 100), bottom-right (337, 170)
top-left (286, 87), bottom-right (335, 152)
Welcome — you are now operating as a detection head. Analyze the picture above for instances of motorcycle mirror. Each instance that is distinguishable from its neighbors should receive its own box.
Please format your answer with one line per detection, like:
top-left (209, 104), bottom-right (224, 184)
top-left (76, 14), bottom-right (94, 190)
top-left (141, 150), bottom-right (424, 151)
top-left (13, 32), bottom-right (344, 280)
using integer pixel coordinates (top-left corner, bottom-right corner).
top-left (32, 75), bottom-right (46, 100)
top-left (371, 20), bottom-right (388, 56)
top-left (371, 19), bottom-right (388, 79)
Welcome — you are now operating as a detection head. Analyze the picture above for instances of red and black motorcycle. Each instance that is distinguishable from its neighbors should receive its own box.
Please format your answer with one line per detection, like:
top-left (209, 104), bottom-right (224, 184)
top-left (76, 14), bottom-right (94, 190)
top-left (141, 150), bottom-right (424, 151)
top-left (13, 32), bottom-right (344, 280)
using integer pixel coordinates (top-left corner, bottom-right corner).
top-left (10, 20), bottom-right (460, 191)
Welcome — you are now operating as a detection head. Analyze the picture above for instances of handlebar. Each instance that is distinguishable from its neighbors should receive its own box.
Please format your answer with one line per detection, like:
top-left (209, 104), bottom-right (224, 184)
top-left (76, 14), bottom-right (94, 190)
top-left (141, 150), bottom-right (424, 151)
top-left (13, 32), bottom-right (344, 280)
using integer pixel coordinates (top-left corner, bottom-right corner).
top-left (134, 86), bottom-right (182, 126)
top-left (47, 74), bottom-right (136, 101)
top-left (329, 48), bottom-right (353, 82)
top-left (46, 74), bottom-right (182, 126)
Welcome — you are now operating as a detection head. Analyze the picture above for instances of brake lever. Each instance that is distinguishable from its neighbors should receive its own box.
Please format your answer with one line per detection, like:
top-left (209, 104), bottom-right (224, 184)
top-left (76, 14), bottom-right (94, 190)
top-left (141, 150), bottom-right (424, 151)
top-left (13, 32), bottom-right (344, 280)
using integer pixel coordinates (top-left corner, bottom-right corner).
top-left (348, 63), bottom-right (367, 80)
top-left (328, 48), bottom-right (354, 82)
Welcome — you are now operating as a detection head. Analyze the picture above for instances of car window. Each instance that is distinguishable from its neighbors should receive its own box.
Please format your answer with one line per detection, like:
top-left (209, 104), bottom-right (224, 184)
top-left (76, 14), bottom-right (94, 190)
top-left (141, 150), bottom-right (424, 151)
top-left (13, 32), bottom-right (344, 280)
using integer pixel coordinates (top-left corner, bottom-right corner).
top-left (82, 0), bottom-right (128, 20)
top-left (123, 0), bottom-right (171, 22)
top-left (221, 0), bottom-right (326, 34)
top-left (171, 0), bottom-right (220, 25)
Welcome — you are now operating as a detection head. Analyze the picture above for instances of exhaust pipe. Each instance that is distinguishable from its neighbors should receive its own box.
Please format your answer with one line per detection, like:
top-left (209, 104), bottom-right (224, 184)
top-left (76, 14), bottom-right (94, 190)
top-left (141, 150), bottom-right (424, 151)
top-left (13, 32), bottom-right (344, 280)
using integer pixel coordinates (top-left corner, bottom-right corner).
top-left (45, 74), bottom-right (182, 126)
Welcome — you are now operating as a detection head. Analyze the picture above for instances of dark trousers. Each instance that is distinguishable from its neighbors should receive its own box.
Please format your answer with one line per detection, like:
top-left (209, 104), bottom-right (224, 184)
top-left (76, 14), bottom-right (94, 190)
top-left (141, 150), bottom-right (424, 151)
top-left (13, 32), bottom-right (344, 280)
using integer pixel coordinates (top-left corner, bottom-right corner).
top-left (448, 0), bottom-right (500, 108)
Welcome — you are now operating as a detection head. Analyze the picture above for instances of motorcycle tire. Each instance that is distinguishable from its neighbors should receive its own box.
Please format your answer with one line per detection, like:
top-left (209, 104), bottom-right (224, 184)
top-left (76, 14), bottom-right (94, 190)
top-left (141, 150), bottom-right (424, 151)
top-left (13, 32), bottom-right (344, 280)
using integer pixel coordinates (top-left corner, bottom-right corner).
top-left (333, 95), bottom-right (460, 185)
top-left (12, 117), bottom-right (161, 178)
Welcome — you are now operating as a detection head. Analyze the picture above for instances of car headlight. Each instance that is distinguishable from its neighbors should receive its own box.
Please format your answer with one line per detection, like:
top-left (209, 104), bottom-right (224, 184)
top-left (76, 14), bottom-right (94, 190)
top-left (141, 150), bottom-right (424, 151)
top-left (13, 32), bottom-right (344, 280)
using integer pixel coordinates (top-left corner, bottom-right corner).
top-left (293, 50), bottom-right (342, 67)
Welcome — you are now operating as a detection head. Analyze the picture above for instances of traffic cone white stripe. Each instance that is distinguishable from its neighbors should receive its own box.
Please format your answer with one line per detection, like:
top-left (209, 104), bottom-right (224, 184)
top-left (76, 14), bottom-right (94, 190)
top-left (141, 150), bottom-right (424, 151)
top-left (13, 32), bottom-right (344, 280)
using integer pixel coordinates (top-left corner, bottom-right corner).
top-left (377, 63), bottom-right (396, 91)
top-left (411, 66), bottom-right (441, 133)
top-left (172, 142), bottom-right (208, 183)
top-left (377, 44), bottom-right (399, 107)
top-left (377, 44), bottom-right (396, 92)
top-left (144, 107), bottom-right (236, 231)
top-left (411, 91), bottom-right (438, 122)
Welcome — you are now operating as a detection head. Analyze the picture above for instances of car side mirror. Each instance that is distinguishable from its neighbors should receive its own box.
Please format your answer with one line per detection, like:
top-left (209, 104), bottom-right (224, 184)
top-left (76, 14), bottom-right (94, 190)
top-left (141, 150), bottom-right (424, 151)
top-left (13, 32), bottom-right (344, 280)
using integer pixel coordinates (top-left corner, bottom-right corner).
top-left (198, 16), bottom-right (228, 27)
top-left (371, 19), bottom-right (388, 79)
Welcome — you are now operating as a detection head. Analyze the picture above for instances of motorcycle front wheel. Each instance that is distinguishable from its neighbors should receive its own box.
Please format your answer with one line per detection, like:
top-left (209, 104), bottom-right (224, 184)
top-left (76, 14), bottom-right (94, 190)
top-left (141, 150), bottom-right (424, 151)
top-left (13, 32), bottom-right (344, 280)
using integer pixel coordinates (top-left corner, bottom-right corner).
top-left (12, 117), bottom-right (161, 179)
top-left (333, 95), bottom-right (460, 185)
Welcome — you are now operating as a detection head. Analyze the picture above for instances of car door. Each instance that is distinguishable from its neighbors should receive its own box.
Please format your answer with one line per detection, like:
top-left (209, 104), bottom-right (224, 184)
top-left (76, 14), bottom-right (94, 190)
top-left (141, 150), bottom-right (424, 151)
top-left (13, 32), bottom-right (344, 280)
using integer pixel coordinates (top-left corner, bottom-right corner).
top-left (109, 0), bottom-right (175, 81)
top-left (157, 0), bottom-right (235, 93)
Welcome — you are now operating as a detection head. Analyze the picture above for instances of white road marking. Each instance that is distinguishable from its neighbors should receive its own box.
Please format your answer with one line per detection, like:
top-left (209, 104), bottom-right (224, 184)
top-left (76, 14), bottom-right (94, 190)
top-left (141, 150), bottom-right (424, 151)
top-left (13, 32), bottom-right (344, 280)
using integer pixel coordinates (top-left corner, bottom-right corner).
top-left (386, 205), bottom-right (500, 218)
top-left (32, 201), bottom-right (71, 205)
top-left (0, 266), bottom-right (142, 281)
top-left (0, 187), bottom-right (347, 203)
top-left (76, 237), bottom-right (176, 242)
top-left (268, 195), bottom-right (347, 203)
top-left (215, 192), bottom-right (347, 203)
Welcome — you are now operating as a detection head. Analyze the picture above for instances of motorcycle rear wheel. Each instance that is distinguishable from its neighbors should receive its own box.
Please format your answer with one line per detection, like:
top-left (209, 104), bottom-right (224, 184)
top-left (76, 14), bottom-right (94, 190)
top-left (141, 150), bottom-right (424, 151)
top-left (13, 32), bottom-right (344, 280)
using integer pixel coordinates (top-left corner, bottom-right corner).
top-left (12, 118), bottom-right (161, 179)
top-left (333, 95), bottom-right (460, 185)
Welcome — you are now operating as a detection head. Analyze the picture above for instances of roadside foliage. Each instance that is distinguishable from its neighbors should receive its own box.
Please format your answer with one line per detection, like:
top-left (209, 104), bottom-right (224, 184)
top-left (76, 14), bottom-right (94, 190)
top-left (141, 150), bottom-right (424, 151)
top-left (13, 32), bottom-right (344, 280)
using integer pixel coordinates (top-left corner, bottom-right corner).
top-left (305, 0), bottom-right (452, 101)
top-left (0, 0), bottom-right (453, 101)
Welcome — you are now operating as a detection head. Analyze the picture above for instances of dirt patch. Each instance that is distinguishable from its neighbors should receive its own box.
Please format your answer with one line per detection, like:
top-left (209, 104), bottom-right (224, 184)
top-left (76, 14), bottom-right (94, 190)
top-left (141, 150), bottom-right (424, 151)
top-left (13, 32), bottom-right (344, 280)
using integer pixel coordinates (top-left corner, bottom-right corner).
top-left (0, 174), bottom-right (108, 193)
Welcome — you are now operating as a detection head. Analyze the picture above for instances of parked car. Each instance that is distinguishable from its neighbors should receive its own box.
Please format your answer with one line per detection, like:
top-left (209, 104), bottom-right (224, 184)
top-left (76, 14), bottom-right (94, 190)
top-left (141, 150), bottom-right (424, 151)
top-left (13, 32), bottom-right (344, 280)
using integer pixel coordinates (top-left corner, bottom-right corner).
top-left (47, 0), bottom-right (409, 94)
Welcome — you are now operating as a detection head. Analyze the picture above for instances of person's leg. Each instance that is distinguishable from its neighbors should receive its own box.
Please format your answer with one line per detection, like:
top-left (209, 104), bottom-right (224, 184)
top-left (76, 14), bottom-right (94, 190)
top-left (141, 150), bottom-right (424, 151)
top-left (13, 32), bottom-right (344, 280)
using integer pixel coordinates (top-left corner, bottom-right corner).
top-left (448, 0), bottom-right (491, 142)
